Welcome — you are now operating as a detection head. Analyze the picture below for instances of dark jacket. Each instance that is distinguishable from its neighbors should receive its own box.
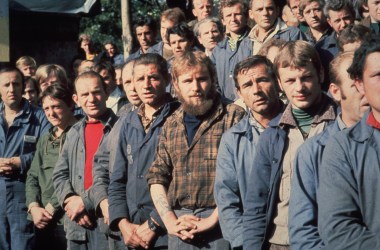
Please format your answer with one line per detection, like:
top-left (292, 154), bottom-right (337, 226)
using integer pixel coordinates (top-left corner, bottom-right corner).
top-left (107, 100), bottom-right (180, 247)
top-left (243, 96), bottom-right (336, 250)
top-left (318, 111), bottom-right (380, 249)
top-left (289, 120), bottom-right (341, 250)
top-left (52, 109), bottom-right (118, 241)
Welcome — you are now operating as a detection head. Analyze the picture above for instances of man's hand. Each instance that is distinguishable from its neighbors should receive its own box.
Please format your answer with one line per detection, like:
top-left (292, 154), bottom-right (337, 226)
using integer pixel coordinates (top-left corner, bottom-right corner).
top-left (64, 195), bottom-right (86, 221)
top-left (0, 157), bottom-right (21, 175)
top-left (174, 214), bottom-right (200, 240)
top-left (188, 209), bottom-right (219, 235)
top-left (135, 220), bottom-right (156, 247)
top-left (30, 206), bottom-right (53, 229)
top-left (75, 213), bottom-right (93, 229)
top-left (118, 219), bottom-right (148, 249)
top-left (99, 199), bottom-right (110, 225)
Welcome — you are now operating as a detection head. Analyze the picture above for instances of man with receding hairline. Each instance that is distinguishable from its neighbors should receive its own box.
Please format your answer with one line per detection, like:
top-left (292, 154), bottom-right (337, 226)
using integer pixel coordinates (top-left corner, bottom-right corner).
top-left (53, 71), bottom-right (118, 249)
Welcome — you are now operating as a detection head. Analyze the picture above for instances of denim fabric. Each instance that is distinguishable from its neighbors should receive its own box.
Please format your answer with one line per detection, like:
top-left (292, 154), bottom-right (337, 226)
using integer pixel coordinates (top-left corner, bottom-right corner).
top-left (0, 179), bottom-right (35, 250)
top-left (66, 225), bottom-right (108, 250)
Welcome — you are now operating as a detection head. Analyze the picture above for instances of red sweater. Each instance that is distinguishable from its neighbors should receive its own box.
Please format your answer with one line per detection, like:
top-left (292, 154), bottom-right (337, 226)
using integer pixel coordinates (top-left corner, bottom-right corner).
top-left (84, 121), bottom-right (104, 190)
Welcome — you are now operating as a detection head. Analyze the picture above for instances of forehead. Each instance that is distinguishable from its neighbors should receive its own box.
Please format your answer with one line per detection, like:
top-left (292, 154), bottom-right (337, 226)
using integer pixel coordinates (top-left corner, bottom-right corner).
top-left (193, 0), bottom-right (212, 6)
top-left (223, 3), bottom-right (244, 15)
top-left (237, 63), bottom-right (270, 78)
top-left (0, 71), bottom-right (22, 84)
top-left (304, 1), bottom-right (321, 9)
top-left (105, 43), bottom-right (114, 48)
top-left (288, 0), bottom-right (300, 7)
top-left (42, 96), bottom-right (64, 106)
top-left (364, 52), bottom-right (380, 73)
top-left (134, 63), bottom-right (160, 75)
top-left (252, 0), bottom-right (276, 8)
top-left (170, 33), bottom-right (187, 41)
top-left (161, 19), bottom-right (175, 28)
top-left (199, 22), bottom-right (218, 32)
top-left (75, 76), bottom-right (103, 92)
top-left (122, 63), bottom-right (134, 78)
top-left (328, 8), bottom-right (352, 17)
top-left (279, 62), bottom-right (317, 77)
top-left (136, 25), bottom-right (152, 33)
top-left (178, 65), bottom-right (209, 78)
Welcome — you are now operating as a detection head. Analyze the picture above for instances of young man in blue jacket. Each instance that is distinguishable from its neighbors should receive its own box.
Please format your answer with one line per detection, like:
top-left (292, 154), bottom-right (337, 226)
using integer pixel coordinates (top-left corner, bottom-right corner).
top-left (289, 51), bottom-right (370, 250)
top-left (52, 71), bottom-right (118, 249)
top-left (105, 54), bottom-right (179, 249)
top-left (214, 55), bottom-right (283, 249)
top-left (243, 40), bottom-right (337, 250)
top-left (318, 34), bottom-right (380, 249)
top-left (0, 67), bottom-right (50, 250)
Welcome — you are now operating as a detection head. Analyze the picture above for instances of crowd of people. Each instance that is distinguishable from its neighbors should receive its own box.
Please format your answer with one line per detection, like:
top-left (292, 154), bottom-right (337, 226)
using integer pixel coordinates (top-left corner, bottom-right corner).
top-left (1, 0), bottom-right (380, 249)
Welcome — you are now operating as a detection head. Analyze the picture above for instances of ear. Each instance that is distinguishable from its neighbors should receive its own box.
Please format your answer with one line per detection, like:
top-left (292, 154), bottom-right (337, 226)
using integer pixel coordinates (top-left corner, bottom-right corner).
top-left (72, 94), bottom-right (80, 107)
top-left (329, 83), bottom-right (342, 103)
top-left (249, 9), bottom-right (254, 20)
top-left (236, 87), bottom-right (243, 100)
top-left (354, 78), bottom-right (365, 96)
top-left (327, 18), bottom-right (332, 28)
top-left (277, 77), bottom-right (284, 92)
top-left (192, 9), bottom-right (198, 17)
top-left (197, 35), bottom-right (203, 45)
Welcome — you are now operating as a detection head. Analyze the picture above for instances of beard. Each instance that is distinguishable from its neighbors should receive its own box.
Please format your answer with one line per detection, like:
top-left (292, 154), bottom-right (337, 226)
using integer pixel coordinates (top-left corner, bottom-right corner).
top-left (177, 83), bottom-right (217, 116)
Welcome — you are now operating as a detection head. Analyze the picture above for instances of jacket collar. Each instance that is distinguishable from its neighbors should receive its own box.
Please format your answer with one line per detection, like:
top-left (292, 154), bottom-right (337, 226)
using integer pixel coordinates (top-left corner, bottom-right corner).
top-left (0, 99), bottom-right (34, 126)
top-left (348, 110), bottom-right (374, 143)
top-left (75, 108), bottom-right (118, 133)
top-left (218, 28), bottom-right (249, 49)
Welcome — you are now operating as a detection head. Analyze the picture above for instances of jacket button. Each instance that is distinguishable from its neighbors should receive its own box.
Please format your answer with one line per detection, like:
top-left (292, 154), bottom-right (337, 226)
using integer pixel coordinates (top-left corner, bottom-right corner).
top-left (186, 172), bottom-right (191, 176)
top-left (186, 194), bottom-right (191, 199)
top-left (78, 176), bottom-right (82, 179)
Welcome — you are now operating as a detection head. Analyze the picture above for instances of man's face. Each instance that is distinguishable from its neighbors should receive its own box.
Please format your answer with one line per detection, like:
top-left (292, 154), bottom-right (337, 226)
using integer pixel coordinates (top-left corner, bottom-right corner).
top-left (23, 80), bottom-right (38, 105)
top-left (342, 41), bottom-right (362, 52)
top-left (368, 0), bottom-right (380, 22)
top-left (105, 44), bottom-right (116, 57)
top-left (160, 19), bottom-right (175, 44)
top-left (330, 58), bottom-right (369, 126)
top-left (99, 69), bottom-right (116, 93)
top-left (289, 0), bottom-right (305, 22)
top-left (249, 0), bottom-right (278, 32)
top-left (222, 3), bottom-right (247, 35)
top-left (236, 63), bottom-right (279, 116)
top-left (277, 62), bottom-right (322, 109)
top-left (81, 40), bottom-right (90, 54)
top-left (192, 0), bottom-right (213, 21)
top-left (0, 71), bottom-right (23, 109)
top-left (356, 52), bottom-right (380, 120)
top-left (169, 34), bottom-right (192, 57)
top-left (174, 65), bottom-right (215, 116)
top-left (122, 62), bottom-right (142, 106)
top-left (42, 96), bottom-right (73, 129)
top-left (20, 65), bottom-right (36, 77)
top-left (73, 76), bottom-right (107, 119)
top-left (302, 1), bottom-right (326, 30)
top-left (197, 22), bottom-right (223, 51)
top-left (136, 25), bottom-right (156, 52)
top-left (133, 64), bottom-right (167, 108)
top-left (40, 73), bottom-right (59, 93)
top-left (327, 8), bottom-right (355, 34)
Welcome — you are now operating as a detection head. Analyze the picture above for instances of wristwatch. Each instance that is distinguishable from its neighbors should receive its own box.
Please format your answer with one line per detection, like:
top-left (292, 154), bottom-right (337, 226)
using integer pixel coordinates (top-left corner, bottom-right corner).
top-left (148, 217), bottom-right (158, 232)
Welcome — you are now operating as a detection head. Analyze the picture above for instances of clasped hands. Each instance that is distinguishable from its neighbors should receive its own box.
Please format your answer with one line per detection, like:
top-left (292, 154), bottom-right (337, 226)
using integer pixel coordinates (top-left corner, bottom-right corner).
top-left (64, 195), bottom-right (93, 229)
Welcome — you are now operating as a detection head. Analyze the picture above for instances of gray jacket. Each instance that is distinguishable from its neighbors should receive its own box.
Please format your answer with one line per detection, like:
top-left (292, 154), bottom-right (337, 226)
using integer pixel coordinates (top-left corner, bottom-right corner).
top-left (52, 109), bottom-right (118, 241)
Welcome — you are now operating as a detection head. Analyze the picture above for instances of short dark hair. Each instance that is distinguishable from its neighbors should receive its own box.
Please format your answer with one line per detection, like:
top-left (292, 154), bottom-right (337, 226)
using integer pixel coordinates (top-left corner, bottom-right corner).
top-left (133, 53), bottom-right (169, 84)
top-left (24, 76), bottom-right (40, 97)
top-left (93, 61), bottom-right (116, 80)
top-left (219, 0), bottom-right (249, 20)
top-left (0, 67), bottom-right (25, 89)
top-left (337, 24), bottom-right (371, 52)
top-left (74, 71), bottom-right (107, 94)
top-left (323, 0), bottom-right (355, 19)
top-left (233, 55), bottom-right (278, 89)
top-left (41, 83), bottom-right (74, 109)
top-left (133, 16), bottom-right (158, 35)
top-left (166, 22), bottom-right (195, 45)
top-left (348, 34), bottom-right (380, 81)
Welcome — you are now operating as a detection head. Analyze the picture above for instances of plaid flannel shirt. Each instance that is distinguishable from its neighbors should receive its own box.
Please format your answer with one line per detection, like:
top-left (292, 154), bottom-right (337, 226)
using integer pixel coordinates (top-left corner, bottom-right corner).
top-left (147, 98), bottom-right (246, 209)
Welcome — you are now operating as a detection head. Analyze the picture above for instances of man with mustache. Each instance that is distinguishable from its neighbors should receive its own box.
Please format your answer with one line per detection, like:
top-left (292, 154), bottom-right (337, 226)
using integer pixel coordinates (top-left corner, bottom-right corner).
top-left (243, 41), bottom-right (337, 250)
top-left (214, 55), bottom-right (283, 249)
top-left (147, 51), bottom-right (245, 249)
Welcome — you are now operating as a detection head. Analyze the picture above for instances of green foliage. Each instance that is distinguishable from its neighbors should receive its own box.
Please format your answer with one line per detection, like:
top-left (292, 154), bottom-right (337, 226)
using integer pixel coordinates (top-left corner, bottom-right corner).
top-left (79, 0), bottom-right (166, 53)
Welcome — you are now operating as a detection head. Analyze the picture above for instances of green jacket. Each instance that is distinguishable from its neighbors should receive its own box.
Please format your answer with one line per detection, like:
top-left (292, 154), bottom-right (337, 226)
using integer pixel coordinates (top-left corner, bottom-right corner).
top-left (26, 126), bottom-right (71, 225)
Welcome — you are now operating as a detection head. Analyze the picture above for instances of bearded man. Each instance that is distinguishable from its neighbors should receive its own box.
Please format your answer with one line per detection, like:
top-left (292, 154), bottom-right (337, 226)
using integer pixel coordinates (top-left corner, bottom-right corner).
top-left (147, 51), bottom-right (246, 250)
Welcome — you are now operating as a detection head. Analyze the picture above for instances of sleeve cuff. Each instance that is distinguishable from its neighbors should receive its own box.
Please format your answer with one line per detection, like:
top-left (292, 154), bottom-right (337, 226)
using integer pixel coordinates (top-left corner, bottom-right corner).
top-left (28, 202), bottom-right (40, 213)
top-left (45, 203), bottom-right (56, 216)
